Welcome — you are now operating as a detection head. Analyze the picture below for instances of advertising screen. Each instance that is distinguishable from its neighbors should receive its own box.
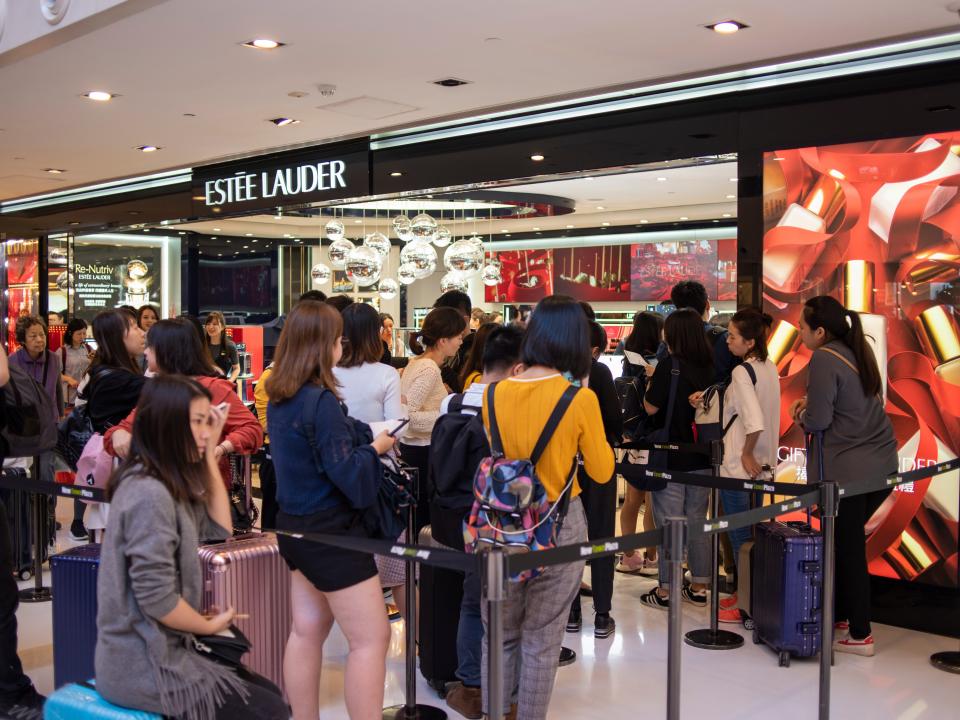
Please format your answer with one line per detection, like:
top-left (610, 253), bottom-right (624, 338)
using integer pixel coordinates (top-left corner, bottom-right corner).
top-left (763, 133), bottom-right (960, 588)
top-left (72, 245), bottom-right (163, 320)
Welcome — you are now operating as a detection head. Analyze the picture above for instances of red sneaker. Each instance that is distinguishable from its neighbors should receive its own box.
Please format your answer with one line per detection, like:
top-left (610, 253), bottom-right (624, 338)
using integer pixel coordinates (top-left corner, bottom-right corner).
top-left (834, 634), bottom-right (875, 657)
top-left (719, 592), bottom-right (738, 610)
top-left (718, 606), bottom-right (743, 625)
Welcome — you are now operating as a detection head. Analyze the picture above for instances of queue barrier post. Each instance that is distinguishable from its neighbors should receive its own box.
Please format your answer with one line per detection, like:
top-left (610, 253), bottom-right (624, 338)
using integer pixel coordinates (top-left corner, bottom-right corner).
top-left (818, 479), bottom-right (838, 720)
top-left (383, 473), bottom-right (446, 720)
top-left (19, 456), bottom-right (52, 604)
top-left (685, 441), bottom-right (743, 651)
top-left (484, 548), bottom-right (507, 720)
top-left (665, 516), bottom-right (685, 720)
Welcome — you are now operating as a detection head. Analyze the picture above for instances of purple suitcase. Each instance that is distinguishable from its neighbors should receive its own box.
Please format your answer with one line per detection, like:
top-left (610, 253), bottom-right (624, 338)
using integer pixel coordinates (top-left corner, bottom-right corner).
top-left (197, 533), bottom-right (291, 690)
top-left (50, 543), bottom-right (102, 688)
top-left (751, 520), bottom-right (823, 666)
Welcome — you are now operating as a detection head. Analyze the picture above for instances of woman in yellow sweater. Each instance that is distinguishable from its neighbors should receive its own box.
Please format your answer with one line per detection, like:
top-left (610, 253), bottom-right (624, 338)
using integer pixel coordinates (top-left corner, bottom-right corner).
top-left (480, 295), bottom-right (614, 720)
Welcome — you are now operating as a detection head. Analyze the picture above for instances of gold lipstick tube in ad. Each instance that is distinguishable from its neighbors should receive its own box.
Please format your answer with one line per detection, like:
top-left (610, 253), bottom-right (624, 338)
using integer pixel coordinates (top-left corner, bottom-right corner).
top-left (915, 305), bottom-right (960, 387)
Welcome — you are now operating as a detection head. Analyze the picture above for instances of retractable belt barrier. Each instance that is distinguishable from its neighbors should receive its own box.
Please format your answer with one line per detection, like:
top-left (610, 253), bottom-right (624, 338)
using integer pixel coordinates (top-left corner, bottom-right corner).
top-left (0, 472), bottom-right (106, 503)
top-left (616, 463), bottom-right (808, 497)
top-left (617, 439), bottom-right (714, 457)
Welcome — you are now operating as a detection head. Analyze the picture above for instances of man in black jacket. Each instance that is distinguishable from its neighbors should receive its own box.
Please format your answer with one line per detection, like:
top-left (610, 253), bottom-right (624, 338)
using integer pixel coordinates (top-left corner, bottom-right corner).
top-left (0, 346), bottom-right (45, 719)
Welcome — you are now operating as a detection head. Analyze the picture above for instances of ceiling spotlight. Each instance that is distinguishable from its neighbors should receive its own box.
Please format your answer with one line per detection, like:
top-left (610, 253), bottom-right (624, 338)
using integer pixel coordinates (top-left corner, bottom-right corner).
top-left (44, 168), bottom-right (66, 174)
top-left (679, 216), bottom-right (689, 221)
top-left (601, 221), bottom-right (611, 226)
top-left (640, 219), bottom-right (649, 224)
top-left (722, 213), bottom-right (732, 218)
top-left (596, 205), bottom-right (605, 210)
top-left (84, 91), bottom-right (114, 102)
top-left (245, 233), bottom-right (253, 237)
top-left (354, 219), bottom-right (362, 224)
top-left (67, 221), bottom-right (80, 226)
top-left (726, 194), bottom-right (736, 199)
top-left (530, 154), bottom-right (545, 162)
top-left (532, 227), bottom-right (541, 231)
top-left (707, 20), bottom-right (748, 34)
top-left (500, 229), bottom-right (508, 232)
top-left (390, 171), bottom-right (403, 177)
top-left (243, 39), bottom-right (285, 49)
top-left (269, 117), bottom-right (300, 126)
top-left (566, 224), bottom-right (574, 228)
top-left (213, 227), bottom-right (221, 231)
top-left (136, 145), bottom-right (160, 152)
top-left (243, 245), bottom-right (249, 249)
top-left (656, 177), bottom-right (667, 182)
top-left (729, 177), bottom-right (738, 182)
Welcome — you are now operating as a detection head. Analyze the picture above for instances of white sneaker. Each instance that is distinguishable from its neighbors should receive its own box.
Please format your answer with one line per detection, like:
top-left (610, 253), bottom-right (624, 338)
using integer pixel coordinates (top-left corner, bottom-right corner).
top-left (834, 634), bottom-right (875, 657)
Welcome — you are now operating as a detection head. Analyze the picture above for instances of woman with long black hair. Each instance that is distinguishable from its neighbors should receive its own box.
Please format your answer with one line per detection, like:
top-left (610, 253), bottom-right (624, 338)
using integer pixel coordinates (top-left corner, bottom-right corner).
top-left (790, 295), bottom-right (897, 656)
top-left (96, 376), bottom-right (287, 719)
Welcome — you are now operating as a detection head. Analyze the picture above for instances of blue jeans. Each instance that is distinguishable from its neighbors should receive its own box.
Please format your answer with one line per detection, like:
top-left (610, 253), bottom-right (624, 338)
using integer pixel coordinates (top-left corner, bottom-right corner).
top-left (651, 481), bottom-right (712, 586)
top-left (457, 564), bottom-right (483, 686)
top-left (719, 489), bottom-right (752, 568)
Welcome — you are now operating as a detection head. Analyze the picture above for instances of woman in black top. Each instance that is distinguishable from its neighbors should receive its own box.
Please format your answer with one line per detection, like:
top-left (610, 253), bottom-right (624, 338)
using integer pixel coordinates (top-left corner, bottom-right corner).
top-left (640, 308), bottom-right (714, 610)
top-left (203, 312), bottom-right (240, 383)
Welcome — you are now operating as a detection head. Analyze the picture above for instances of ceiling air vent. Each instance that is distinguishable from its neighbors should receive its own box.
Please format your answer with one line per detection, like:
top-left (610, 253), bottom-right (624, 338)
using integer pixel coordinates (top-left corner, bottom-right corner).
top-left (432, 77), bottom-right (471, 88)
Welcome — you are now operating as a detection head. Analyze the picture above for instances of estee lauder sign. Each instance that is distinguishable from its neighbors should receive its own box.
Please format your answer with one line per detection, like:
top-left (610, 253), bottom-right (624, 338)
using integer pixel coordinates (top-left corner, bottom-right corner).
top-left (204, 161), bottom-right (346, 206)
top-left (192, 143), bottom-right (368, 215)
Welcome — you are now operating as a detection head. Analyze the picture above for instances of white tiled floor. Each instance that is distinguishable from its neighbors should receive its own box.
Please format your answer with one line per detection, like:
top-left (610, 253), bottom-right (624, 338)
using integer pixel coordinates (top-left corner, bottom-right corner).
top-left (15, 505), bottom-right (959, 719)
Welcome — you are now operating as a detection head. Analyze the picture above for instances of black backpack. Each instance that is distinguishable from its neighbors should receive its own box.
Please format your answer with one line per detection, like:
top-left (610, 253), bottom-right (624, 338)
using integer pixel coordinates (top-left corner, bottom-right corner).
top-left (428, 390), bottom-right (491, 510)
top-left (2, 361), bottom-right (58, 457)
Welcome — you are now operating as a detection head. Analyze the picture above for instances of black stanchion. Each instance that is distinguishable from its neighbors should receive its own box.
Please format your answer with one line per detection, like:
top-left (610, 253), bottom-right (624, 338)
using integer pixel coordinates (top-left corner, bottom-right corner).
top-left (818, 480), bottom-right (838, 720)
top-left (685, 442), bottom-right (743, 651)
top-left (383, 482), bottom-right (446, 720)
top-left (484, 549), bottom-right (506, 720)
top-left (665, 516), bottom-right (685, 720)
top-left (19, 458), bottom-right (51, 604)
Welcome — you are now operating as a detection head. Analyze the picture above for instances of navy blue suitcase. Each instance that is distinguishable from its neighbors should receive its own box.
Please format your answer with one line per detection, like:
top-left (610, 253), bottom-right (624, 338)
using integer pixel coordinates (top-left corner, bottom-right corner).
top-left (50, 543), bottom-right (101, 688)
top-left (750, 520), bottom-right (822, 666)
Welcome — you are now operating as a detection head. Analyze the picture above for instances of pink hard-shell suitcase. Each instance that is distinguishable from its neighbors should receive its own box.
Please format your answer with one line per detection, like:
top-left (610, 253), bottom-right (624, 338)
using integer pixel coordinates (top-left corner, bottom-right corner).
top-left (197, 533), bottom-right (292, 690)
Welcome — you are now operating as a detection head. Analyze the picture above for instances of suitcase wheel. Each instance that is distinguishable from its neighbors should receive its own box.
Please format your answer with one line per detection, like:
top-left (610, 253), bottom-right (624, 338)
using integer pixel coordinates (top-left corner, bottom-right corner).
top-left (778, 651), bottom-right (791, 668)
top-left (743, 617), bottom-right (755, 631)
top-left (752, 628), bottom-right (760, 645)
top-left (18, 568), bottom-right (32, 581)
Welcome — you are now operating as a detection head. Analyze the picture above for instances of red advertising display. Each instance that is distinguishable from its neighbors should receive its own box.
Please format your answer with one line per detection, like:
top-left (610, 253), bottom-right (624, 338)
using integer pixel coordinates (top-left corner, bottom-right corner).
top-left (629, 240), bottom-right (718, 301)
top-left (763, 133), bottom-right (960, 588)
top-left (554, 245), bottom-right (631, 301)
top-left (484, 250), bottom-right (554, 303)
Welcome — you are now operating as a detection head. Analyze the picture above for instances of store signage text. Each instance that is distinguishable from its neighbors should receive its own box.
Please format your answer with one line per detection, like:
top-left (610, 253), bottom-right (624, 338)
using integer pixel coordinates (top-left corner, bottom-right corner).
top-left (203, 160), bottom-right (347, 207)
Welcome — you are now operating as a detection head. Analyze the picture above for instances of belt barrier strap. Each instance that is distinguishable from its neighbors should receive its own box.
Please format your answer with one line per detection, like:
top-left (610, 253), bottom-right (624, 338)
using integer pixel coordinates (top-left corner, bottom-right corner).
top-left (0, 472), bottom-right (106, 503)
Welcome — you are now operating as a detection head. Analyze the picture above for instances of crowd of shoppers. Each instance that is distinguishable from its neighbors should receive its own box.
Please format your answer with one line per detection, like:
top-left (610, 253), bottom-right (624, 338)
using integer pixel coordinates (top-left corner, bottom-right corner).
top-left (0, 278), bottom-right (904, 719)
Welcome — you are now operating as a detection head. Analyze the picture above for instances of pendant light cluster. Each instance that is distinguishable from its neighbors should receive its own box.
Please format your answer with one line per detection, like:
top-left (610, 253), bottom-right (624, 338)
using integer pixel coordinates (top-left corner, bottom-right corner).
top-left (309, 209), bottom-right (504, 301)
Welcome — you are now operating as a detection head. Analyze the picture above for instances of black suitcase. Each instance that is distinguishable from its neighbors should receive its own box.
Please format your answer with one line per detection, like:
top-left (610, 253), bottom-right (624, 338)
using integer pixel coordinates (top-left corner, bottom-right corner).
top-left (0, 468), bottom-right (46, 580)
top-left (418, 525), bottom-right (463, 696)
top-left (50, 544), bottom-right (101, 687)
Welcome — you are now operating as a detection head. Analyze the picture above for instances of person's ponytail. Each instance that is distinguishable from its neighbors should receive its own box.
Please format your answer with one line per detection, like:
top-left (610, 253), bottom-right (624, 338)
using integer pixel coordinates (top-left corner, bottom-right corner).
top-left (843, 309), bottom-right (883, 398)
top-left (409, 332), bottom-right (426, 356)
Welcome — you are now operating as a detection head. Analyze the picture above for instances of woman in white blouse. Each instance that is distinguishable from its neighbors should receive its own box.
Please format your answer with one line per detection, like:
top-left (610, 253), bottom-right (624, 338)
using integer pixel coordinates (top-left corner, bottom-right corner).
top-left (696, 308), bottom-right (781, 624)
top-left (334, 303), bottom-right (407, 617)
top-left (398, 306), bottom-right (466, 533)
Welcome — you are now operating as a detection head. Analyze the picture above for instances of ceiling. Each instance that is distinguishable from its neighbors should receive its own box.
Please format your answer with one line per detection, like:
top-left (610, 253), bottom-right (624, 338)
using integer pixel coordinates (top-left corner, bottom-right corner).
top-left (1, 0), bottom-right (959, 201)
top-left (168, 160), bottom-right (739, 240)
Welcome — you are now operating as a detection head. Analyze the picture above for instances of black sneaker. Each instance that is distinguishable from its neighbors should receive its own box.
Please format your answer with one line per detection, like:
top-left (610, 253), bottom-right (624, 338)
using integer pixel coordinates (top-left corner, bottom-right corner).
top-left (565, 606), bottom-right (582, 633)
top-left (69, 519), bottom-right (89, 542)
top-left (640, 587), bottom-right (670, 610)
top-left (594, 613), bottom-right (616, 640)
top-left (680, 585), bottom-right (707, 608)
top-left (558, 647), bottom-right (577, 667)
top-left (0, 687), bottom-right (45, 720)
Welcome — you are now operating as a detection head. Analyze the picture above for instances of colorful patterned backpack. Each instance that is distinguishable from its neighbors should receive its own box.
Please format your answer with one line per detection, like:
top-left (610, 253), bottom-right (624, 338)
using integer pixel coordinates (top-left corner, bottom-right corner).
top-left (463, 382), bottom-right (580, 582)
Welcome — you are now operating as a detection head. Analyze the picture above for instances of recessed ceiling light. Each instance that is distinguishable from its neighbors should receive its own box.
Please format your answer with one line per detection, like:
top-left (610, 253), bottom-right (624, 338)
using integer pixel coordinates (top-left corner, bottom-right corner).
top-left (44, 168), bottom-right (66, 174)
top-left (530, 154), bottom-right (545, 162)
top-left (707, 20), bottom-right (748, 34)
top-left (67, 221), bottom-right (80, 226)
top-left (656, 177), bottom-right (667, 182)
top-left (269, 117), bottom-right (300, 127)
top-left (245, 233), bottom-right (253, 237)
top-left (679, 216), bottom-right (689, 221)
top-left (602, 222), bottom-right (611, 226)
top-left (722, 213), bottom-right (732, 218)
top-left (143, 228), bottom-right (150, 232)
top-left (390, 171), bottom-right (403, 177)
top-left (213, 227), bottom-right (221, 231)
top-left (532, 227), bottom-right (541, 231)
top-left (596, 206), bottom-right (605, 210)
top-left (243, 39), bottom-right (285, 50)
top-left (226, 239), bottom-right (231, 243)
top-left (243, 245), bottom-right (249, 249)
top-left (566, 224), bottom-right (574, 228)
top-left (218, 253), bottom-right (223, 256)
top-left (640, 219), bottom-right (649, 224)
top-left (500, 229), bottom-right (508, 232)
top-left (729, 177), bottom-right (738, 182)
top-left (211, 236), bottom-right (218, 240)
top-left (178, 231), bottom-right (186, 235)
top-left (84, 91), bottom-right (114, 102)
top-left (136, 145), bottom-right (160, 152)
top-left (354, 219), bottom-right (362, 224)
top-left (726, 194), bottom-right (736, 199)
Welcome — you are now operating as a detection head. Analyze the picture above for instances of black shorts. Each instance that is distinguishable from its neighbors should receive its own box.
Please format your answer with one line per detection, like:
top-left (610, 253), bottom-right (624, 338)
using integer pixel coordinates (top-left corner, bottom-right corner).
top-left (276, 506), bottom-right (378, 593)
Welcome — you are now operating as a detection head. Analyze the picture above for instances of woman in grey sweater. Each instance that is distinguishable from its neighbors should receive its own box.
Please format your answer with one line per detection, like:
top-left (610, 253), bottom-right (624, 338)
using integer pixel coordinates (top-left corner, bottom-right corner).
top-left (790, 296), bottom-right (897, 658)
top-left (95, 376), bottom-right (287, 720)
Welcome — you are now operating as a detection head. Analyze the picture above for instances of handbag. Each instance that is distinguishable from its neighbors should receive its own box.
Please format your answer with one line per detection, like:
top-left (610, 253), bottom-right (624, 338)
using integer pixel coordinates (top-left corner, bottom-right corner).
top-left (623, 357), bottom-right (680, 492)
top-left (57, 402), bottom-right (95, 471)
top-left (192, 624), bottom-right (251, 668)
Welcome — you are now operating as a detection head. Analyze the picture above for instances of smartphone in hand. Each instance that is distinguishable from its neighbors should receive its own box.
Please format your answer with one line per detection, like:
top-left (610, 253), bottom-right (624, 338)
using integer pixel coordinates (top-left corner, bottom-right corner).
top-left (388, 417), bottom-right (410, 437)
